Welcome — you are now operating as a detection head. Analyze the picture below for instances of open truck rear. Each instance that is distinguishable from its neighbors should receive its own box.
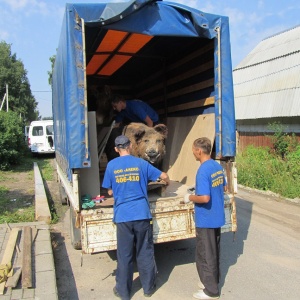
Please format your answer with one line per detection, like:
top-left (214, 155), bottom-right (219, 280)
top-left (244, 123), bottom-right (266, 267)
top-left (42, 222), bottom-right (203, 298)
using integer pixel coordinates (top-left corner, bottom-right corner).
top-left (52, 0), bottom-right (237, 254)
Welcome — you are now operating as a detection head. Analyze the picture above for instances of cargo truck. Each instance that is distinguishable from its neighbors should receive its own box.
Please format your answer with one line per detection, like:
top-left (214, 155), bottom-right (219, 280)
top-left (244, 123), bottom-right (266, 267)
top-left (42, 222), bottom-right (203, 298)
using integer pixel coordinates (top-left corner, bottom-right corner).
top-left (52, 0), bottom-right (237, 254)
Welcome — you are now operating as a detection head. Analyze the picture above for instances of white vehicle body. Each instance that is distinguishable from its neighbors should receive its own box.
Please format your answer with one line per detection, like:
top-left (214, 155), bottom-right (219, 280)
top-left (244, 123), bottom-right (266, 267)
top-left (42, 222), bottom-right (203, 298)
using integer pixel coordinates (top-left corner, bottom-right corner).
top-left (28, 120), bottom-right (55, 154)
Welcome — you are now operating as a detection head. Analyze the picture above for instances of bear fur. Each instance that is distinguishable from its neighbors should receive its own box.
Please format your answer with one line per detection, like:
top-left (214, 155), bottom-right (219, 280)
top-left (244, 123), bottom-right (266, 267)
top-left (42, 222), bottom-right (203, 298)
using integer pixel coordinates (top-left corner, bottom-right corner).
top-left (123, 123), bottom-right (168, 165)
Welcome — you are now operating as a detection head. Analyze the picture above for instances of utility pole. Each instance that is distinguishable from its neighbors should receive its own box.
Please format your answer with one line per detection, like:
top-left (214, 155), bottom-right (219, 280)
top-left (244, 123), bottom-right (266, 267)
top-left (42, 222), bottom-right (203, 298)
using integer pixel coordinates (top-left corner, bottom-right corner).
top-left (0, 93), bottom-right (5, 111)
top-left (6, 84), bottom-right (8, 112)
top-left (0, 85), bottom-right (9, 112)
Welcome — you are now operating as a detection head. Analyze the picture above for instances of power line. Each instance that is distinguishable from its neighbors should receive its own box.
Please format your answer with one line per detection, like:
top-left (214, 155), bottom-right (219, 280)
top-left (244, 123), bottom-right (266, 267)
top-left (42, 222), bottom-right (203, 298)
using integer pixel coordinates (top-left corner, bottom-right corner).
top-left (32, 91), bottom-right (52, 92)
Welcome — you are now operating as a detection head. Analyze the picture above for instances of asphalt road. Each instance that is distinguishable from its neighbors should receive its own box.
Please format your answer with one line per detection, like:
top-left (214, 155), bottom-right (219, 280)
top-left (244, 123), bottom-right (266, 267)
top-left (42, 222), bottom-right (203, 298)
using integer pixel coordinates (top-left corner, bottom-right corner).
top-left (51, 187), bottom-right (300, 300)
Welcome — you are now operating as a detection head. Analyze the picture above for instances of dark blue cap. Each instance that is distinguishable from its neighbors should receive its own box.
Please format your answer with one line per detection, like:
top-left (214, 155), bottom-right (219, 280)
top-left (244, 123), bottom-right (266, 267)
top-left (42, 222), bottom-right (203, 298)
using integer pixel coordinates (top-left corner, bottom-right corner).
top-left (115, 135), bottom-right (130, 148)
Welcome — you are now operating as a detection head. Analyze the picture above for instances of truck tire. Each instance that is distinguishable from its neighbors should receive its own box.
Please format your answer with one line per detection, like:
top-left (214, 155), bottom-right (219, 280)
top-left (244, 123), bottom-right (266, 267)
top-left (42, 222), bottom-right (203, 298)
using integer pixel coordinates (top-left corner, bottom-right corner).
top-left (69, 205), bottom-right (82, 250)
top-left (59, 184), bottom-right (68, 205)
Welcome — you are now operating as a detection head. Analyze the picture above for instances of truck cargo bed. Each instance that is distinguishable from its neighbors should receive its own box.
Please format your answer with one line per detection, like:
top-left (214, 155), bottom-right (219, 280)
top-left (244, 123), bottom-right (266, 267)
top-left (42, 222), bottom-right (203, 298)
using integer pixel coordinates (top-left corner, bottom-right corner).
top-left (80, 181), bottom-right (234, 254)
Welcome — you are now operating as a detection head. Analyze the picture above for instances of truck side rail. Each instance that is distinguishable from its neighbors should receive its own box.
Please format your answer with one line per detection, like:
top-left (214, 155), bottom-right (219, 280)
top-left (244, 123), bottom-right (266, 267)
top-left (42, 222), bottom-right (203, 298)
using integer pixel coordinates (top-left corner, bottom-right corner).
top-left (56, 162), bottom-right (80, 211)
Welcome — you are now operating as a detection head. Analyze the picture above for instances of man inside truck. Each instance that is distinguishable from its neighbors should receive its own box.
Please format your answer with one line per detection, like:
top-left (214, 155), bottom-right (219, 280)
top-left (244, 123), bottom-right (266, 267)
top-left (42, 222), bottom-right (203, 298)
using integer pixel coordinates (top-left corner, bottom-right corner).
top-left (102, 135), bottom-right (169, 300)
top-left (111, 94), bottom-right (159, 127)
top-left (104, 94), bottom-right (160, 161)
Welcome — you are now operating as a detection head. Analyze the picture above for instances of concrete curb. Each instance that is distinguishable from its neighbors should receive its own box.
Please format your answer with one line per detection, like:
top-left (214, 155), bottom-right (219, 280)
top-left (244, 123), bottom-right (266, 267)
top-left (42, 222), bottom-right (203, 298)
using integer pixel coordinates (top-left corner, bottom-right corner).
top-left (34, 162), bottom-right (52, 224)
top-left (237, 184), bottom-right (300, 204)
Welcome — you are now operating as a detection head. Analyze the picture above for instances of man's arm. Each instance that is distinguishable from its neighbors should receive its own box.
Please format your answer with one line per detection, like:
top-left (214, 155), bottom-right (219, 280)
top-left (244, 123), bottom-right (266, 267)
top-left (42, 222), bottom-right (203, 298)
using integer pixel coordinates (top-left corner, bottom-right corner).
top-left (186, 185), bottom-right (227, 203)
top-left (159, 171), bottom-right (170, 185)
top-left (144, 115), bottom-right (154, 127)
top-left (189, 194), bottom-right (210, 204)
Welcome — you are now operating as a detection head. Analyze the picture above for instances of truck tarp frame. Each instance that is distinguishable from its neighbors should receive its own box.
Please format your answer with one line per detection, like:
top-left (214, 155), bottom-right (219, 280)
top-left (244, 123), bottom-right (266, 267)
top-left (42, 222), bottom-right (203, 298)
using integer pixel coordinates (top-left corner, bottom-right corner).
top-left (52, 0), bottom-right (235, 178)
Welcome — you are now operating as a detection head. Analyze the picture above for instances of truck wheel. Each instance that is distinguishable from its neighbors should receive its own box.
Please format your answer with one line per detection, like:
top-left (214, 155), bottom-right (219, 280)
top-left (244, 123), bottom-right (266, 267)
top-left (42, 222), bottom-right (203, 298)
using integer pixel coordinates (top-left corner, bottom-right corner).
top-left (69, 205), bottom-right (82, 250)
top-left (59, 184), bottom-right (68, 205)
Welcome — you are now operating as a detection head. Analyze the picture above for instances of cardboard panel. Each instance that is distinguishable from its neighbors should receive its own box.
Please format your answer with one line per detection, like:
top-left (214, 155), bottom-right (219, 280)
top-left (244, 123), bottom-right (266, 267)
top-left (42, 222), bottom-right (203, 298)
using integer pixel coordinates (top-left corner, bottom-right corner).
top-left (163, 114), bottom-right (215, 186)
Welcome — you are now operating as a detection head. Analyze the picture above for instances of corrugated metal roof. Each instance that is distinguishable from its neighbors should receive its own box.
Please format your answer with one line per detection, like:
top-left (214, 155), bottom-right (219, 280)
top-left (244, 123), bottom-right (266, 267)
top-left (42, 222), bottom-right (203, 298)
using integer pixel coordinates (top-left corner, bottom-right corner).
top-left (235, 25), bottom-right (300, 69)
top-left (233, 25), bottom-right (300, 120)
top-left (235, 89), bottom-right (300, 120)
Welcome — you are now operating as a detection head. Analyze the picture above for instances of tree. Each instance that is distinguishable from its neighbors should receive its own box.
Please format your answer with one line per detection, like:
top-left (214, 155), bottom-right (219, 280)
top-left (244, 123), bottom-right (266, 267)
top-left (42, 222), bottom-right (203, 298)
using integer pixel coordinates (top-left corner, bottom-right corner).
top-left (0, 41), bottom-right (39, 123)
top-left (48, 55), bottom-right (56, 87)
top-left (0, 111), bottom-right (27, 170)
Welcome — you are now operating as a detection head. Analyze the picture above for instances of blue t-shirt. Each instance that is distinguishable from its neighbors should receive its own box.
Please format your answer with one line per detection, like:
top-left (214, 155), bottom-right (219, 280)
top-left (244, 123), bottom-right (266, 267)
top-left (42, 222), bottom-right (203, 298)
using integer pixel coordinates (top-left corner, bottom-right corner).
top-left (194, 159), bottom-right (226, 228)
top-left (102, 155), bottom-right (162, 223)
top-left (115, 100), bottom-right (159, 124)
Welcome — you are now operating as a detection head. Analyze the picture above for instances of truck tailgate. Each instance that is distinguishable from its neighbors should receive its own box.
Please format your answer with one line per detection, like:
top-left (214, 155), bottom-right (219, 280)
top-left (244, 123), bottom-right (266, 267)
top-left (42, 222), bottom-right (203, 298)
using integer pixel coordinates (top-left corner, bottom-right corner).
top-left (80, 181), bottom-right (235, 254)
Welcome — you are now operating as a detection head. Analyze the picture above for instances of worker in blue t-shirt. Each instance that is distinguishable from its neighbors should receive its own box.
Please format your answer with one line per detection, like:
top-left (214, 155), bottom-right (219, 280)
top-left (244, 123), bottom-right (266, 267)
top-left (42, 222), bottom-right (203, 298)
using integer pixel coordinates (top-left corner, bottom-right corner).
top-left (111, 94), bottom-right (159, 127)
top-left (102, 135), bottom-right (169, 300)
top-left (184, 137), bottom-right (227, 300)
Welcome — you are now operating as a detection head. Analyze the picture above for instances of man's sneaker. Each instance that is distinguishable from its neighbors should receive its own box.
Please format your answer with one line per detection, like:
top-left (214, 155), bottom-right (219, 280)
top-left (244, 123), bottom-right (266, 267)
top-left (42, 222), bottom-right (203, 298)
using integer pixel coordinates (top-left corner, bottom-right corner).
top-left (198, 281), bottom-right (205, 289)
top-left (113, 287), bottom-right (121, 299)
top-left (193, 290), bottom-right (219, 299)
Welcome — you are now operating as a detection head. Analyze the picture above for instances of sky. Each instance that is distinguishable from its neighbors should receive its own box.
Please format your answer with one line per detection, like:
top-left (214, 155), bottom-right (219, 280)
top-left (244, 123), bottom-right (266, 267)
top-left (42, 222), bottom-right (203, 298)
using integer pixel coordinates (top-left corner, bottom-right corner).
top-left (1, 0), bottom-right (300, 119)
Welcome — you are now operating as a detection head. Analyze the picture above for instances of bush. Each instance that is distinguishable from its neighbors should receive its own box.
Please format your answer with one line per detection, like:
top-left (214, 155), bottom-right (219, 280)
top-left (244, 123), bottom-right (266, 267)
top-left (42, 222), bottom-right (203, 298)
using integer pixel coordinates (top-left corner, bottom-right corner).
top-left (236, 146), bottom-right (275, 191)
top-left (237, 145), bottom-right (300, 199)
top-left (0, 111), bottom-right (27, 170)
top-left (267, 122), bottom-right (299, 158)
top-left (286, 145), bottom-right (300, 181)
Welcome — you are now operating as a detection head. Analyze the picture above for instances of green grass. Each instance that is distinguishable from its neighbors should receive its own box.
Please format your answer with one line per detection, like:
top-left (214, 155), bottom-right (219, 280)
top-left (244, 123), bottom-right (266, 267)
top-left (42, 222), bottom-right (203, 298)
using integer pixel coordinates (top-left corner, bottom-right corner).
top-left (38, 158), bottom-right (54, 181)
top-left (0, 153), bottom-right (57, 223)
top-left (236, 145), bottom-right (300, 199)
top-left (0, 186), bottom-right (35, 223)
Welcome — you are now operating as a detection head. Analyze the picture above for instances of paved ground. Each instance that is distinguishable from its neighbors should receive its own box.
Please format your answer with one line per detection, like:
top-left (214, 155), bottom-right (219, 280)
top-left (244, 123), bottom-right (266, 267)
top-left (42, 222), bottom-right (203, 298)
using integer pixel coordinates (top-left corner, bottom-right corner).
top-left (0, 222), bottom-right (58, 300)
top-left (52, 186), bottom-right (300, 300)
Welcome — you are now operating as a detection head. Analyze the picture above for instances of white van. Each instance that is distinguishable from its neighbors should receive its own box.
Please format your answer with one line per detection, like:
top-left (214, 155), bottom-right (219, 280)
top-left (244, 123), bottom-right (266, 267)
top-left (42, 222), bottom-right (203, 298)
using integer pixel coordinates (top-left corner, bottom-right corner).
top-left (28, 120), bottom-right (55, 155)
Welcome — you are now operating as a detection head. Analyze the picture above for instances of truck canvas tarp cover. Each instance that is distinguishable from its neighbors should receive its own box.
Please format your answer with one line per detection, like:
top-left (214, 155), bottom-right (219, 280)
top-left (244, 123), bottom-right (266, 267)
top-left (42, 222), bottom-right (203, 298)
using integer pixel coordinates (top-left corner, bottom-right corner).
top-left (52, 0), bottom-right (235, 179)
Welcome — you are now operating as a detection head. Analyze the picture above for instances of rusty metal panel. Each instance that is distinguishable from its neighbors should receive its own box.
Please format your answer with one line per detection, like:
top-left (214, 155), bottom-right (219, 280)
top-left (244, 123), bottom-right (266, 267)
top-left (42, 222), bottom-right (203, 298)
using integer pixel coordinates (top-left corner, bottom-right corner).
top-left (82, 219), bottom-right (116, 254)
top-left (80, 190), bottom-right (234, 254)
top-left (81, 208), bottom-right (116, 254)
top-left (237, 132), bottom-right (273, 152)
top-left (152, 209), bottom-right (195, 243)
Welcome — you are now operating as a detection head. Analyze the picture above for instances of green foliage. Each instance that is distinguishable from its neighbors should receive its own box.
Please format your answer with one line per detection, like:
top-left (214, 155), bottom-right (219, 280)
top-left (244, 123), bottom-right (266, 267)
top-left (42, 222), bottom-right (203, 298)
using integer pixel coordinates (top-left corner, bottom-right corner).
top-left (236, 146), bottom-right (275, 191)
top-left (48, 55), bottom-right (56, 87)
top-left (286, 145), bottom-right (300, 182)
top-left (0, 41), bottom-right (39, 123)
top-left (267, 122), bottom-right (298, 158)
top-left (237, 144), bottom-right (300, 199)
top-left (0, 111), bottom-right (27, 170)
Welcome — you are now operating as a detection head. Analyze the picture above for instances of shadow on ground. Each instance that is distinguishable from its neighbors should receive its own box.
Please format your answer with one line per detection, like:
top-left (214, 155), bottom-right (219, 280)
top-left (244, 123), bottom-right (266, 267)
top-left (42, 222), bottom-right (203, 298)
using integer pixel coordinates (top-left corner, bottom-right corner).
top-left (51, 230), bottom-right (79, 300)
